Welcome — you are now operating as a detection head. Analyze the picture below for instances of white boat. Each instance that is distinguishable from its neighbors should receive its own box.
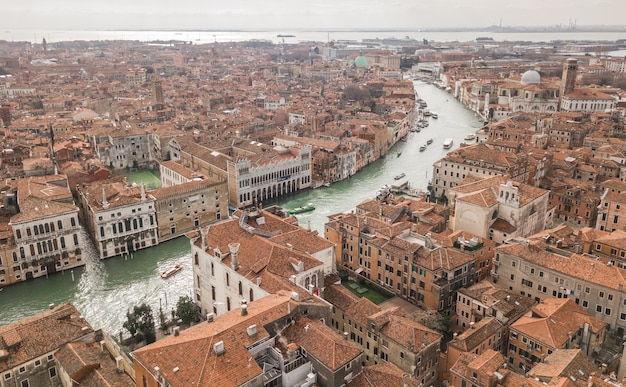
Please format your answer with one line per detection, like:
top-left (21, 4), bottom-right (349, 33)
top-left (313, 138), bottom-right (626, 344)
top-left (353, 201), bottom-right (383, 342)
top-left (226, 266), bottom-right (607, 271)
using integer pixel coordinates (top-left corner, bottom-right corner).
top-left (423, 110), bottom-right (431, 117)
top-left (161, 263), bottom-right (183, 279)
top-left (394, 173), bottom-right (406, 180)
top-left (464, 133), bottom-right (477, 141)
top-left (419, 144), bottom-right (426, 152)
top-left (430, 112), bottom-right (438, 119)
top-left (443, 138), bottom-right (454, 149)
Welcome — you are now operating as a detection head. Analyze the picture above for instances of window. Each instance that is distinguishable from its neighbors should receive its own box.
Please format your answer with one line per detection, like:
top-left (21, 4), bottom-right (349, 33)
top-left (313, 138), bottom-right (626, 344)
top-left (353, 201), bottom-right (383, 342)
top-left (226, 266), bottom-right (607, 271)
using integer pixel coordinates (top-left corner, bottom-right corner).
top-left (34, 360), bottom-right (41, 367)
top-left (49, 367), bottom-right (57, 378)
top-left (4, 373), bottom-right (11, 380)
top-left (19, 367), bottom-right (26, 374)
top-left (605, 307), bottom-right (612, 316)
top-left (582, 300), bottom-right (589, 308)
top-left (21, 380), bottom-right (29, 387)
top-left (599, 291), bottom-right (605, 298)
top-left (596, 305), bottom-right (602, 313)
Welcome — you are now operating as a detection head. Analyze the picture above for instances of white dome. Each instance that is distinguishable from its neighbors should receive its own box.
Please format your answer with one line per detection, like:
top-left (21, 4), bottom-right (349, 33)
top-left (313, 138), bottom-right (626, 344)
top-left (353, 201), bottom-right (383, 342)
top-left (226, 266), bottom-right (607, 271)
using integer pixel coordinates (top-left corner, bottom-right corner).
top-left (521, 70), bottom-right (541, 85)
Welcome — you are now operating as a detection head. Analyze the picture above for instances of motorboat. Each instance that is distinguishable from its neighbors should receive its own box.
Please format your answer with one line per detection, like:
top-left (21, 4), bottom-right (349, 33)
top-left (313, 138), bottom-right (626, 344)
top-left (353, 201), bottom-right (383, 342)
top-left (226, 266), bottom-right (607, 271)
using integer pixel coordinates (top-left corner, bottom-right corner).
top-left (430, 112), bottom-right (438, 119)
top-left (464, 133), bottom-right (477, 141)
top-left (419, 145), bottom-right (427, 152)
top-left (426, 138), bottom-right (433, 145)
top-left (289, 203), bottom-right (315, 214)
top-left (443, 138), bottom-right (454, 149)
top-left (161, 263), bottom-right (183, 279)
top-left (394, 173), bottom-right (406, 180)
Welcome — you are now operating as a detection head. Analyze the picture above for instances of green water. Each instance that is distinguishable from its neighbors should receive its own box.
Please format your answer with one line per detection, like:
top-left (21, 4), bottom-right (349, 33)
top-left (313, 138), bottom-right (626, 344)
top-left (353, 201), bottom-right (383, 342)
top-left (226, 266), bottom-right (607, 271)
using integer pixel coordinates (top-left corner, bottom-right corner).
top-left (0, 81), bottom-right (479, 333)
top-left (0, 233), bottom-right (191, 335)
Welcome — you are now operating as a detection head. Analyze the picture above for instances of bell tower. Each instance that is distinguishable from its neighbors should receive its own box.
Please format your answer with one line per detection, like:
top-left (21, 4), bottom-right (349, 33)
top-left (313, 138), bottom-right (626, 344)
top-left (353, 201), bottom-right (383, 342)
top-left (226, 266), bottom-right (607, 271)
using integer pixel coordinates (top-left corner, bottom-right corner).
top-left (561, 57), bottom-right (578, 97)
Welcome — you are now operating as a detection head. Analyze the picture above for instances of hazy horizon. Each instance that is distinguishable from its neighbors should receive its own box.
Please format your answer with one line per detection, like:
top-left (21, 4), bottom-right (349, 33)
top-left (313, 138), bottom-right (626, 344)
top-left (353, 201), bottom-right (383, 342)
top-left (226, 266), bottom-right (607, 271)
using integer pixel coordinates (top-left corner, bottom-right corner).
top-left (4, 0), bottom-right (626, 31)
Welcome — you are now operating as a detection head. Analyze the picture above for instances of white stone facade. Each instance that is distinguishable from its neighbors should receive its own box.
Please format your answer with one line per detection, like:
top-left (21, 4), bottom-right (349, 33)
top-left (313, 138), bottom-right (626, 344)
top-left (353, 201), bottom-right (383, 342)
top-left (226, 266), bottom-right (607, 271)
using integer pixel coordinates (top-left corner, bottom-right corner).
top-left (228, 146), bottom-right (312, 207)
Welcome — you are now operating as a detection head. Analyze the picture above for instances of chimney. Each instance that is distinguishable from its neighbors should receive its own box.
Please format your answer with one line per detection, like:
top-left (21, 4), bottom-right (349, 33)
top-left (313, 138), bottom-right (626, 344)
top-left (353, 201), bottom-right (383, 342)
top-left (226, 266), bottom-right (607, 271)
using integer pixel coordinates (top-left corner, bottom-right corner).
top-left (229, 242), bottom-right (240, 271)
top-left (102, 187), bottom-right (109, 209)
top-left (241, 303), bottom-right (248, 316)
top-left (307, 220), bottom-right (311, 232)
top-left (469, 322), bottom-right (475, 329)
top-left (201, 227), bottom-right (208, 250)
top-left (173, 326), bottom-right (180, 336)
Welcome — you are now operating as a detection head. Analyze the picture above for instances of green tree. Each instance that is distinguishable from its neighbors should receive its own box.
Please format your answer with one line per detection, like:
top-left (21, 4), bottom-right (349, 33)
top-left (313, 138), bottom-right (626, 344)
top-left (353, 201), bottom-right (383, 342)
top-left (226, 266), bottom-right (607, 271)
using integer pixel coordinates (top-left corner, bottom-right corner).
top-left (123, 303), bottom-right (156, 344)
top-left (176, 295), bottom-right (201, 325)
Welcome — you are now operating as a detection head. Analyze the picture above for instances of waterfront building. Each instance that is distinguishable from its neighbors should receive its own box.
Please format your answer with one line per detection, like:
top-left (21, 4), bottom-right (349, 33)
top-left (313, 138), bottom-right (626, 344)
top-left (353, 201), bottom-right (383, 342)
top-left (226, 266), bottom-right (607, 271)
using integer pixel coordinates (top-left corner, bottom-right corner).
top-left (431, 143), bottom-right (530, 201)
top-left (493, 239), bottom-right (626, 335)
top-left (76, 180), bottom-right (158, 259)
top-left (226, 145), bottom-right (312, 208)
top-left (507, 298), bottom-right (606, 373)
top-left (273, 135), bottom-right (357, 184)
top-left (561, 88), bottom-right (618, 113)
top-left (190, 206), bottom-right (334, 317)
top-left (89, 120), bottom-right (156, 170)
top-left (169, 136), bottom-right (230, 184)
top-left (324, 283), bottom-right (442, 384)
top-left (0, 303), bottom-right (133, 387)
top-left (132, 292), bottom-right (343, 387)
top-left (158, 160), bottom-right (205, 188)
top-left (324, 210), bottom-right (477, 314)
top-left (485, 70), bottom-right (561, 120)
top-left (149, 178), bottom-right (228, 243)
top-left (7, 175), bottom-right (83, 285)
top-left (449, 176), bottom-right (551, 244)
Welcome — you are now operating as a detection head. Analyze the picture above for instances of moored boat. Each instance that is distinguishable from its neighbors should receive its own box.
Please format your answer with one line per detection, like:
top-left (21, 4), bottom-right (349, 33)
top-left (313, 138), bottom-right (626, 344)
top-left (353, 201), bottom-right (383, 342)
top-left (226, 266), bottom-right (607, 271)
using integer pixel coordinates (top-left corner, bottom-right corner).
top-left (419, 144), bottom-right (426, 152)
top-left (464, 133), bottom-right (477, 141)
top-left (430, 112), bottom-right (438, 119)
top-left (426, 138), bottom-right (433, 145)
top-left (394, 173), bottom-right (406, 180)
top-left (161, 263), bottom-right (183, 279)
top-left (443, 138), bottom-right (454, 149)
top-left (289, 203), bottom-right (315, 214)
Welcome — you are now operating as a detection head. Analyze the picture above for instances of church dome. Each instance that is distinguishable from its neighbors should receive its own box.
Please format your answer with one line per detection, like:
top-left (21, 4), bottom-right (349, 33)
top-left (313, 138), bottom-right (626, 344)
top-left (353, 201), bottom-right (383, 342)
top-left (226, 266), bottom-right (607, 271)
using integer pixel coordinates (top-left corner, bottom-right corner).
top-left (354, 50), bottom-right (368, 67)
top-left (520, 70), bottom-right (541, 85)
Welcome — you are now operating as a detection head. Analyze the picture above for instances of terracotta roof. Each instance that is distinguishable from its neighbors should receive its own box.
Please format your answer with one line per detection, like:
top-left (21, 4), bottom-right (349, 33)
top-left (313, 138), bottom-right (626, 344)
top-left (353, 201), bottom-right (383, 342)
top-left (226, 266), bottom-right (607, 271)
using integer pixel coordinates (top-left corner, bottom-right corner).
top-left (132, 293), bottom-right (293, 386)
top-left (448, 317), bottom-right (503, 352)
top-left (0, 303), bottom-right (94, 373)
top-left (511, 298), bottom-right (606, 348)
top-left (55, 341), bottom-right (134, 386)
top-left (497, 242), bottom-right (626, 290)
top-left (281, 314), bottom-right (362, 371)
top-left (347, 362), bottom-right (420, 387)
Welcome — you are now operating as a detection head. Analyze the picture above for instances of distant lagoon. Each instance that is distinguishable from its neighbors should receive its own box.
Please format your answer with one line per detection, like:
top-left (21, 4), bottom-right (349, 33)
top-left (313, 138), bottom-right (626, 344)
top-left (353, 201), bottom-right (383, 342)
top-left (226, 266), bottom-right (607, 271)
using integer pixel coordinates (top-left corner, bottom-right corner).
top-left (3, 29), bottom-right (626, 48)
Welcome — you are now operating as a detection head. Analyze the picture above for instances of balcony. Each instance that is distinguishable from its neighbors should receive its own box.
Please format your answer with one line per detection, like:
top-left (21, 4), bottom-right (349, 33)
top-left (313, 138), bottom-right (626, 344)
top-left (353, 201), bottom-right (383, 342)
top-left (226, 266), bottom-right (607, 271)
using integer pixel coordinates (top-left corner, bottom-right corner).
top-left (491, 271), bottom-right (499, 278)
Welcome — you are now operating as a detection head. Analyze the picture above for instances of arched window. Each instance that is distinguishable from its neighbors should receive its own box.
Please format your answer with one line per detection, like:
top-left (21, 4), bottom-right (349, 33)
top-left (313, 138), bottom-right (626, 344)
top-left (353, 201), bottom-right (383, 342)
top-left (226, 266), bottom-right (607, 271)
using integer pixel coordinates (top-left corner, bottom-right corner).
top-left (249, 289), bottom-right (254, 302)
top-left (238, 281), bottom-right (243, 296)
top-left (226, 297), bottom-right (231, 311)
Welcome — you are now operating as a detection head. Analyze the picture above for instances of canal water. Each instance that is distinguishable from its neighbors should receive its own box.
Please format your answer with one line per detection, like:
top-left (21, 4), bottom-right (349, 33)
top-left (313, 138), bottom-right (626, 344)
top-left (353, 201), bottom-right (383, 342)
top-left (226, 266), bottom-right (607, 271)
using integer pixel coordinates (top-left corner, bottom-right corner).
top-left (0, 81), bottom-right (481, 334)
top-left (275, 80), bottom-right (483, 233)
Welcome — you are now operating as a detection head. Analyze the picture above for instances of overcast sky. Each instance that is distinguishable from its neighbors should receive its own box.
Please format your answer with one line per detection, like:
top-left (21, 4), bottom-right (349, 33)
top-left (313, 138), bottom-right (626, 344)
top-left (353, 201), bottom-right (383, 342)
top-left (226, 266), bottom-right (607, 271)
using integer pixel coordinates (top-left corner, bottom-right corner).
top-left (3, 0), bottom-right (625, 30)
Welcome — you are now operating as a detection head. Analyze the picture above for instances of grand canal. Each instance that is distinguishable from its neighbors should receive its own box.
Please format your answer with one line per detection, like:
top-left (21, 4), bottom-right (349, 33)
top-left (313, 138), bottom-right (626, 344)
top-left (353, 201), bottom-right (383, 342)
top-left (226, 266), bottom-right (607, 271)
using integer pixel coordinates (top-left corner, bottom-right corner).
top-left (0, 81), bottom-right (482, 334)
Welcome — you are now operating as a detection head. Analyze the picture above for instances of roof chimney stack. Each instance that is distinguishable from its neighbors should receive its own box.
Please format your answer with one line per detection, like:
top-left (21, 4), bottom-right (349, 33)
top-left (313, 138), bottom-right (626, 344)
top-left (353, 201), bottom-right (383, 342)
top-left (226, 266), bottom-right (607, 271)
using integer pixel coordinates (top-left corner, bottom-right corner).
top-left (229, 242), bottom-right (240, 271)
top-left (201, 227), bottom-right (208, 250)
